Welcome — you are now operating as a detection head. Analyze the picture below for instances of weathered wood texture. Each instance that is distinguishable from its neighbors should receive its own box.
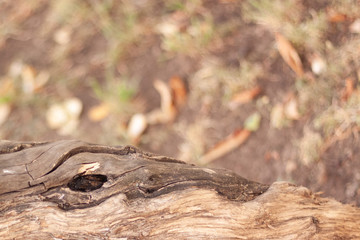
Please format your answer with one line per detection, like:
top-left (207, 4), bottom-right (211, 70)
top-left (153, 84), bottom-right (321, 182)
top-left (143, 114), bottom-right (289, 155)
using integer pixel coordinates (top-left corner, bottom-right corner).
top-left (0, 140), bottom-right (359, 239)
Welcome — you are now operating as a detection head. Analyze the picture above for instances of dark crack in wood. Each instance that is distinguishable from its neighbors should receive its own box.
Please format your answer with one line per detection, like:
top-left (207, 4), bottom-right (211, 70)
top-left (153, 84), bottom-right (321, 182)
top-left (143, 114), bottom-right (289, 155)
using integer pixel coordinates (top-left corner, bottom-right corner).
top-left (1, 140), bottom-right (269, 211)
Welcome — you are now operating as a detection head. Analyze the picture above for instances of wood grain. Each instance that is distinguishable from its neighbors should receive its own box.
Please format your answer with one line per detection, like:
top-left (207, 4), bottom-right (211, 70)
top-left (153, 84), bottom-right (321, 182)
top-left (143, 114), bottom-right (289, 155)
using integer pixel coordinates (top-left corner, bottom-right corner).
top-left (0, 140), bottom-right (359, 239)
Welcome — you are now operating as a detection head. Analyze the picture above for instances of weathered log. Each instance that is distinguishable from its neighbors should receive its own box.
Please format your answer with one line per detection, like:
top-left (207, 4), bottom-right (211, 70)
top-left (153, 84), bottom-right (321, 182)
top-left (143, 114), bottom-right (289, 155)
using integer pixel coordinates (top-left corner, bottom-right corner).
top-left (0, 140), bottom-right (359, 239)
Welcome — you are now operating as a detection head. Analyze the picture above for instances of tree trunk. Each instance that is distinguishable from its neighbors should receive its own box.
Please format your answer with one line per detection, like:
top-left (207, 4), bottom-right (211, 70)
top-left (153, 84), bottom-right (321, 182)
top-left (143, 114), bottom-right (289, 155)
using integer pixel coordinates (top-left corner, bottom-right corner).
top-left (0, 140), bottom-right (359, 239)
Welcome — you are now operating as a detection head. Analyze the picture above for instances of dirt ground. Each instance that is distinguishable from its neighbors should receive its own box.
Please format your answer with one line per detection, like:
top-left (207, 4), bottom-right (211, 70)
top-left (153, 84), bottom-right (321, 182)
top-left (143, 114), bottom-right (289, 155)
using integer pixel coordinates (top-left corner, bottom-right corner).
top-left (0, 0), bottom-right (359, 206)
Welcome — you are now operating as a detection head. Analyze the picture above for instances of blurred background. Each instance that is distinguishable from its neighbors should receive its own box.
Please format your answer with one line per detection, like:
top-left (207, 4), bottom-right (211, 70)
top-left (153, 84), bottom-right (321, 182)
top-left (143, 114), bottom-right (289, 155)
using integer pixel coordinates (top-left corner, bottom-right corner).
top-left (0, 0), bottom-right (359, 205)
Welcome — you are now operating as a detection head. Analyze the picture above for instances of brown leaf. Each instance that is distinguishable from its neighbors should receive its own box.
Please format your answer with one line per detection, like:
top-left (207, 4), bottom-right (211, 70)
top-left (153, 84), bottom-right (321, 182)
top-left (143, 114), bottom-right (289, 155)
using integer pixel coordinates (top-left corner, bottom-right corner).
top-left (327, 8), bottom-right (348, 23)
top-left (229, 86), bottom-right (261, 109)
top-left (341, 77), bottom-right (355, 102)
top-left (199, 129), bottom-right (251, 165)
top-left (88, 102), bottom-right (111, 122)
top-left (275, 33), bottom-right (304, 77)
top-left (329, 13), bottom-right (348, 23)
top-left (170, 76), bottom-right (187, 107)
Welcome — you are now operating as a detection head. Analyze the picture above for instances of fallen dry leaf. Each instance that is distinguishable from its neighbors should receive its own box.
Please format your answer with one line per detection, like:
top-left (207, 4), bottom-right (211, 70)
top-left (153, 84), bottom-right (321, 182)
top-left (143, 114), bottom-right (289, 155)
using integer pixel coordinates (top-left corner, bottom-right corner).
top-left (35, 71), bottom-right (50, 91)
top-left (341, 77), bottom-right (355, 102)
top-left (54, 28), bottom-right (71, 45)
top-left (271, 95), bottom-right (300, 128)
top-left (63, 98), bottom-right (83, 117)
top-left (156, 22), bottom-right (180, 37)
top-left (127, 113), bottom-right (148, 143)
top-left (275, 33), bottom-right (304, 77)
top-left (264, 150), bottom-right (280, 162)
top-left (146, 80), bottom-right (177, 124)
top-left (146, 109), bottom-right (167, 125)
top-left (58, 119), bottom-right (80, 136)
top-left (229, 86), bottom-right (261, 109)
top-left (21, 65), bottom-right (49, 94)
top-left (170, 76), bottom-right (187, 107)
top-left (46, 97), bottom-right (83, 135)
top-left (88, 102), bottom-right (111, 122)
top-left (310, 54), bottom-right (326, 75)
top-left (9, 60), bottom-right (24, 78)
top-left (284, 97), bottom-right (300, 120)
top-left (327, 8), bottom-right (348, 23)
top-left (46, 104), bottom-right (68, 129)
top-left (156, 10), bottom-right (188, 37)
top-left (350, 19), bottom-right (360, 33)
top-left (329, 13), bottom-right (348, 23)
top-left (21, 65), bottom-right (37, 94)
top-left (155, 80), bottom-right (175, 115)
top-left (199, 128), bottom-right (251, 165)
top-left (244, 112), bottom-right (261, 131)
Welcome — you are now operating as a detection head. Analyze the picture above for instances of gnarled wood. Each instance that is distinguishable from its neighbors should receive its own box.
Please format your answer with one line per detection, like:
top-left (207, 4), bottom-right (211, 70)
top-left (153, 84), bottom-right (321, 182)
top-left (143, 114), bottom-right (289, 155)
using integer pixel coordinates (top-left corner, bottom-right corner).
top-left (0, 140), bottom-right (359, 239)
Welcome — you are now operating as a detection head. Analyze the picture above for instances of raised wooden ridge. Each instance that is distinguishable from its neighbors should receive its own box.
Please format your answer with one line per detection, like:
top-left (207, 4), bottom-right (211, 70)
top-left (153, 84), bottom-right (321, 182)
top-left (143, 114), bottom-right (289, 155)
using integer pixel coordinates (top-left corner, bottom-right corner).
top-left (0, 140), bottom-right (359, 239)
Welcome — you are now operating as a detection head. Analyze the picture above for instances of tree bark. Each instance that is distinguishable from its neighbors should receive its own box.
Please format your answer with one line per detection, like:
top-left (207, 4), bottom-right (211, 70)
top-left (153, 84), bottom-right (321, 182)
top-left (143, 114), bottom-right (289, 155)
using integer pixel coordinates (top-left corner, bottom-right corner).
top-left (0, 140), bottom-right (359, 239)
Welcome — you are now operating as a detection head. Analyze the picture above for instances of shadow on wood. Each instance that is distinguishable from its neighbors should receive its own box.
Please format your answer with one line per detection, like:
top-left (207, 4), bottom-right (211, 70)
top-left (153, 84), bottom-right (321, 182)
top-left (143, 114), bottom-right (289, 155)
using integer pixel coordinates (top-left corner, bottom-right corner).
top-left (0, 140), bottom-right (359, 239)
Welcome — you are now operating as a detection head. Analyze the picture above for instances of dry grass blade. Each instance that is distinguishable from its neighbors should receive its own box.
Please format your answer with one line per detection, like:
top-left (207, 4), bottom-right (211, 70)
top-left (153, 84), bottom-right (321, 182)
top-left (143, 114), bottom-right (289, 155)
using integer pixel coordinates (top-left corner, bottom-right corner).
top-left (199, 129), bottom-right (251, 165)
top-left (275, 33), bottom-right (304, 77)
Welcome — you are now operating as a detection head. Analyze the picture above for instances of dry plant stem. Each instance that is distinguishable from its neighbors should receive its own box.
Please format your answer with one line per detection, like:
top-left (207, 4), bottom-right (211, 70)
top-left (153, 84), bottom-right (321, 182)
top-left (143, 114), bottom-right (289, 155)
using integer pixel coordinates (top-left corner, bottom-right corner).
top-left (146, 80), bottom-right (177, 124)
top-left (0, 140), bottom-right (359, 239)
